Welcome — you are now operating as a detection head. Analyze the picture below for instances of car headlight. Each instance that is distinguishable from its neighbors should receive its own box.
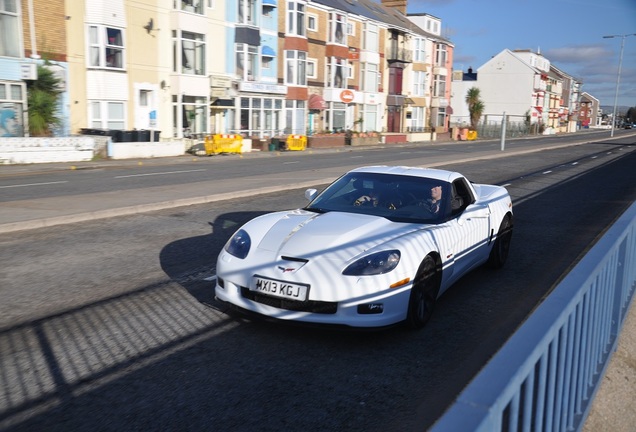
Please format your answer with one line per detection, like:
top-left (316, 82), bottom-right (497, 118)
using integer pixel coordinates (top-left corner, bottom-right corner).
top-left (224, 229), bottom-right (251, 259)
top-left (343, 250), bottom-right (401, 276)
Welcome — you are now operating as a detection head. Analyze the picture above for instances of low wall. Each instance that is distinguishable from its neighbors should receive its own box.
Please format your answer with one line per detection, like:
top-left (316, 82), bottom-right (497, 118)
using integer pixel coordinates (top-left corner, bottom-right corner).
top-left (307, 135), bottom-right (346, 148)
top-left (108, 140), bottom-right (186, 159)
top-left (0, 137), bottom-right (96, 164)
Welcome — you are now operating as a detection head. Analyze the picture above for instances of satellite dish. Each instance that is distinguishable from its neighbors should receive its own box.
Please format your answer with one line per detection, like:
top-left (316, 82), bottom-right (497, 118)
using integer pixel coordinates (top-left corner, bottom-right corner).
top-left (144, 18), bottom-right (154, 34)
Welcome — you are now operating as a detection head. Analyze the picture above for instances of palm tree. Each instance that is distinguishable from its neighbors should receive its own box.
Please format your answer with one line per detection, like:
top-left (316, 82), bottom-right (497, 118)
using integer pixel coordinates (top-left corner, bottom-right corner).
top-left (465, 87), bottom-right (485, 130)
top-left (26, 64), bottom-right (62, 136)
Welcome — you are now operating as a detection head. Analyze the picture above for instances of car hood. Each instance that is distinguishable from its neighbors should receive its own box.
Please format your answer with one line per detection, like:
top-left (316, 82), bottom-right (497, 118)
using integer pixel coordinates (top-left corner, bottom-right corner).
top-left (255, 210), bottom-right (415, 259)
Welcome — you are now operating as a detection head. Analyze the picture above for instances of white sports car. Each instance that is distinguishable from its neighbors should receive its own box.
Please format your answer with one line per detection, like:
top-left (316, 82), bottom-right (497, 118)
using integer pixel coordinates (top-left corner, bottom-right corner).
top-left (215, 166), bottom-right (513, 329)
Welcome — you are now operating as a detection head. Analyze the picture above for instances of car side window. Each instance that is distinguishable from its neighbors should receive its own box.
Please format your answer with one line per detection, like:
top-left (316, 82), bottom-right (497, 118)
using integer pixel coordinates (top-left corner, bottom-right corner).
top-left (451, 179), bottom-right (473, 214)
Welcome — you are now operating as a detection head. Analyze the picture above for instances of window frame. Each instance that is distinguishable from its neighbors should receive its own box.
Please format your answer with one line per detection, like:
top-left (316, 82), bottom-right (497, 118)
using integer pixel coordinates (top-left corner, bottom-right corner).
top-left (285, 50), bottom-right (307, 86)
top-left (0, 0), bottom-right (20, 58)
top-left (87, 25), bottom-right (126, 70)
top-left (287, 1), bottom-right (306, 37)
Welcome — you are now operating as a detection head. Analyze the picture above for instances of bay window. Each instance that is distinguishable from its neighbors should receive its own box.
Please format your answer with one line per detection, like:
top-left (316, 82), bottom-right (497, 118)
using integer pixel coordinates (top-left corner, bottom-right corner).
top-left (413, 71), bottom-right (426, 96)
top-left (327, 57), bottom-right (346, 89)
top-left (88, 26), bottom-right (125, 70)
top-left (90, 101), bottom-right (125, 129)
top-left (238, 0), bottom-right (257, 25)
top-left (433, 75), bottom-right (446, 97)
top-left (173, 30), bottom-right (205, 75)
top-left (287, 1), bottom-right (305, 36)
top-left (236, 43), bottom-right (258, 81)
top-left (329, 12), bottom-right (346, 45)
top-left (363, 22), bottom-right (378, 52)
top-left (285, 50), bottom-right (307, 86)
top-left (361, 63), bottom-right (379, 93)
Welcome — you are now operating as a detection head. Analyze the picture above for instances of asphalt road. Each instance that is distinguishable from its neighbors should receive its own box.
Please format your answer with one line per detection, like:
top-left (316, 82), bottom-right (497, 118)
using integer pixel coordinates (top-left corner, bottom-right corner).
top-left (0, 132), bottom-right (635, 431)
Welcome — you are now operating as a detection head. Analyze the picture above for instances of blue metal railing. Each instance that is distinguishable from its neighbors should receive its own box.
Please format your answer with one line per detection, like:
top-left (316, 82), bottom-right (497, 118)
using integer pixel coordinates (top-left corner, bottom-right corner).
top-left (431, 201), bottom-right (636, 432)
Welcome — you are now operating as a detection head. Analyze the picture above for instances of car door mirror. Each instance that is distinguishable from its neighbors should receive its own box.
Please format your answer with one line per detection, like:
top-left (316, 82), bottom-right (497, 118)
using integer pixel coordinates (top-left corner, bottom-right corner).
top-left (305, 188), bottom-right (318, 201)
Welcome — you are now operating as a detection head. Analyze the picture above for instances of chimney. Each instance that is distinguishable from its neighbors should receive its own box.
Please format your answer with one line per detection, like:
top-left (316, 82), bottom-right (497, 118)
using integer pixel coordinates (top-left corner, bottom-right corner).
top-left (380, 0), bottom-right (407, 15)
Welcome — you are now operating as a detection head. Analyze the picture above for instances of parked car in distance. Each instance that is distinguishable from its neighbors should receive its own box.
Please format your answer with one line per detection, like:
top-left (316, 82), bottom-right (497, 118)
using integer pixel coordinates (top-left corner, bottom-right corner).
top-left (215, 166), bottom-right (513, 329)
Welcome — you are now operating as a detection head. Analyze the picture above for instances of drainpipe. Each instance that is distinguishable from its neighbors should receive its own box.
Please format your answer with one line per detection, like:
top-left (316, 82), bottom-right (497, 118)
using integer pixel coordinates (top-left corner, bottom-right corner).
top-left (27, 0), bottom-right (40, 59)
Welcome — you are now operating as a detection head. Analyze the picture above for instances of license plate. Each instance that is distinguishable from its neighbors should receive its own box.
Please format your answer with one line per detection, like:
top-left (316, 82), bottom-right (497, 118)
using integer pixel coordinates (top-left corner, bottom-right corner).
top-left (251, 276), bottom-right (309, 302)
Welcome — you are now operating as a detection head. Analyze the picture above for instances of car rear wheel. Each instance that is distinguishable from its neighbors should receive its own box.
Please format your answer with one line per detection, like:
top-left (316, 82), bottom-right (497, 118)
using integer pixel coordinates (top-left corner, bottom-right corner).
top-left (487, 214), bottom-right (513, 269)
top-left (406, 255), bottom-right (440, 329)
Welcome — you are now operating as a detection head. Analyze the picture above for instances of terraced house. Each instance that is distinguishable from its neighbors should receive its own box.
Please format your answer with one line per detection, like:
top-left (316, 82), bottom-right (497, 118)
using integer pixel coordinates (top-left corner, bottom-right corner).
top-left (1, 0), bottom-right (454, 146)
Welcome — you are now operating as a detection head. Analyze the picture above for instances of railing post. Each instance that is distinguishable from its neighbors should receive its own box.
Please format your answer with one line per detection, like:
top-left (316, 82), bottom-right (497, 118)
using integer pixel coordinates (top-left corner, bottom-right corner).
top-left (500, 112), bottom-right (507, 151)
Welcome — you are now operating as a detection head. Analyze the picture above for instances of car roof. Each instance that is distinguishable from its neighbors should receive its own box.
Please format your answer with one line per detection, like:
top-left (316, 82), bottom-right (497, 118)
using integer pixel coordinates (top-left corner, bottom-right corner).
top-left (348, 166), bottom-right (462, 183)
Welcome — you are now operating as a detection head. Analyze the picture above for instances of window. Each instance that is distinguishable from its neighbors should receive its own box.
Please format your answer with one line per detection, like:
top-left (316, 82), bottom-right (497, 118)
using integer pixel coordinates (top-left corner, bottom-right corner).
top-left (306, 59), bottom-right (317, 79)
top-left (0, 82), bottom-right (25, 137)
top-left (307, 14), bottom-right (317, 32)
top-left (287, 1), bottom-right (305, 37)
top-left (0, 0), bottom-right (20, 57)
top-left (433, 74), bottom-right (446, 97)
top-left (361, 62), bottom-right (378, 93)
top-left (388, 67), bottom-right (403, 94)
top-left (413, 37), bottom-right (426, 62)
top-left (347, 22), bottom-right (355, 36)
top-left (285, 100), bottom-right (306, 135)
top-left (361, 104), bottom-right (378, 132)
top-left (173, 95), bottom-right (207, 138)
top-left (413, 71), bottom-right (426, 96)
top-left (329, 12), bottom-right (345, 45)
top-left (285, 50), bottom-right (307, 86)
top-left (241, 97), bottom-right (283, 137)
top-left (174, 31), bottom-right (205, 75)
top-left (236, 43), bottom-right (258, 81)
top-left (238, 0), bottom-right (257, 25)
top-left (207, 0), bottom-right (215, 8)
top-left (327, 57), bottom-right (346, 88)
top-left (88, 25), bottom-right (125, 69)
top-left (325, 102), bottom-right (346, 132)
top-left (90, 101), bottom-right (125, 129)
top-left (177, 0), bottom-right (204, 14)
top-left (348, 62), bottom-right (354, 79)
top-left (363, 22), bottom-right (378, 52)
top-left (410, 106), bottom-right (425, 131)
top-left (139, 90), bottom-right (150, 107)
top-left (436, 107), bottom-right (446, 128)
top-left (435, 44), bottom-right (447, 66)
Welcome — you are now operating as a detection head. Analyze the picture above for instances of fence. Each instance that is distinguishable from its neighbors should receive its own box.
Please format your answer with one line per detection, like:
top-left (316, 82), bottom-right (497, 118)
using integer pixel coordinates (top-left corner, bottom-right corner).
top-left (431, 201), bottom-right (636, 431)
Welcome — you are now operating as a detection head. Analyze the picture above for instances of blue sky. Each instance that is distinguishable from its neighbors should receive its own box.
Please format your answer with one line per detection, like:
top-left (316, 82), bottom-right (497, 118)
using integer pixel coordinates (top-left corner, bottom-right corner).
top-left (401, 0), bottom-right (636, 110)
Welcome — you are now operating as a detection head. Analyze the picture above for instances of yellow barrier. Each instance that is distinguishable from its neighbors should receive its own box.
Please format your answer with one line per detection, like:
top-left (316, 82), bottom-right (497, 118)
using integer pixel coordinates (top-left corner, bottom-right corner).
top-left (204, 134), bottom-right (243, 155)
top-left (286, 134), bottom-right (307, 151)
top-left (466, 130), bottom-right (478, 141)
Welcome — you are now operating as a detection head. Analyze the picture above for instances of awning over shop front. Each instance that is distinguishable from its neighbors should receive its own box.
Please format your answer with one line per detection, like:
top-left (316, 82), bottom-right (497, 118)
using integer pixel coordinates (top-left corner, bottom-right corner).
top-left (309, 94), bottom-right (327, 110)
top-left (211, 98), bottom-right (234, 108)
top-left (386, 95), bottom-right (405, 106)
top-left (261, 45), bottom-right (275, 57)
top-left (262, 0), bottom-right (277, 6)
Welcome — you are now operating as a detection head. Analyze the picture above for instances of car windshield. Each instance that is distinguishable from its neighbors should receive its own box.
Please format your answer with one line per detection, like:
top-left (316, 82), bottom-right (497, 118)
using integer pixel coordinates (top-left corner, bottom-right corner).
top-left (305, 172), bottom-right (451, 223)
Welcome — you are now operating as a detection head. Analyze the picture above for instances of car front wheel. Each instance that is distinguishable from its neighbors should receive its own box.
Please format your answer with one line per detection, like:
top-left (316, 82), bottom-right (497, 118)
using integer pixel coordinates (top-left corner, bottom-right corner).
top-left (406, 255), bottom-right (441, 329)
top-left (487, 214), bottom-right (513, 269)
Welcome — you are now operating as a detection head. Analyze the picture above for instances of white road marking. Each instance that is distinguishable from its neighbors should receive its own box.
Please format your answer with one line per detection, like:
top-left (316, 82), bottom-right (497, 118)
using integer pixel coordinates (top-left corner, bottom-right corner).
top-left (115, 169), bottom-right (207, 178)
top-left (543, 170), bottom-right (552, 174)
top-left (0, 180), bottom-right (68, 189)
top-left (204, 276), bottom-right (217, 282)
top-left (283, 161), bottom-right (300, 164)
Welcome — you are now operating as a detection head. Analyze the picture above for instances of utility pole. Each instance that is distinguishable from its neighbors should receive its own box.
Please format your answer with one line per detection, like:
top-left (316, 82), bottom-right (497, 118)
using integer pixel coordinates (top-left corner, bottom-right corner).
top-left (602, 33), bottom-right (636, 137)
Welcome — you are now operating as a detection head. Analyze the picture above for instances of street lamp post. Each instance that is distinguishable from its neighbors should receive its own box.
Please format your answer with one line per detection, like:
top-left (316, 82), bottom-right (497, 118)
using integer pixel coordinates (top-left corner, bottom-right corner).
top-left (603, 33), bottom-right (636, 137)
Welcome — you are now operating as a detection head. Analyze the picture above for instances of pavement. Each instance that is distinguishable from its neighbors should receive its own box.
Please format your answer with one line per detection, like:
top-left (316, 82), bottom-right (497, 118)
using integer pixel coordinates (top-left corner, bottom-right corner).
top-left (0, 132), bottom-right (635, 430)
